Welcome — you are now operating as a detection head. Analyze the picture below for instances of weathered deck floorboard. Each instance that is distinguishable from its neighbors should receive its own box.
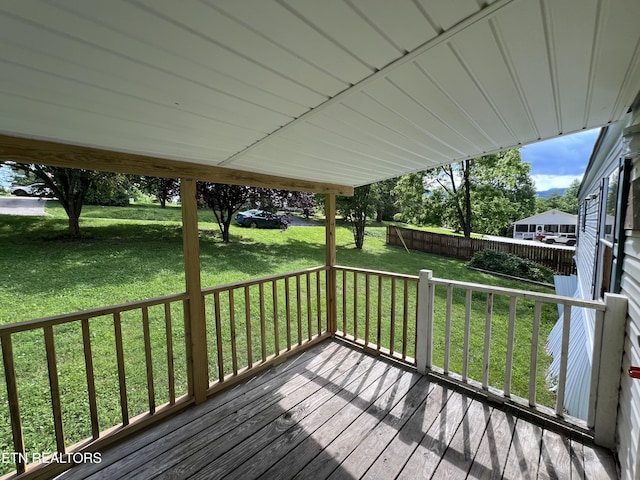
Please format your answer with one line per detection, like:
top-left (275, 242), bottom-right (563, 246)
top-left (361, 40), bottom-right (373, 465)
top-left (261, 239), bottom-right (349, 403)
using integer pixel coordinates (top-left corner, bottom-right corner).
top-left (58, 340), bottom-right (618, 480)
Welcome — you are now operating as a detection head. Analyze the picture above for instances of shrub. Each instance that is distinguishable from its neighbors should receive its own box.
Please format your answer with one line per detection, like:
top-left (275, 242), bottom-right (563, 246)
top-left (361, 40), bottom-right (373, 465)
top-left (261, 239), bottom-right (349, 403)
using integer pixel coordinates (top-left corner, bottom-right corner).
top-left (84, 186), bottom-right (130, 207)
top-left (468, 249), bottom-right (554, 283)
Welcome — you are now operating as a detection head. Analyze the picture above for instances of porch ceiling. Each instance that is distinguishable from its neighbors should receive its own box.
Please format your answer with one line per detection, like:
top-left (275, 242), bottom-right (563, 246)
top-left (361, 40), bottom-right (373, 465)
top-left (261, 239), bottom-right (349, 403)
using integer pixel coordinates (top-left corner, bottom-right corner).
top-left (1, 0), bottom-right (640, 190)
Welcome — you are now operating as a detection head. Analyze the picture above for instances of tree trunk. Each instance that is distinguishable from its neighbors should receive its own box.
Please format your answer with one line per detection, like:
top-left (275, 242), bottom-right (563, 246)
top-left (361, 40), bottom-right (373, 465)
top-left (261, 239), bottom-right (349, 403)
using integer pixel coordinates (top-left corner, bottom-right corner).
top-left (68, 214), bottom-right (81, 238)
top-left (462, 159), bottom-right (472, 238)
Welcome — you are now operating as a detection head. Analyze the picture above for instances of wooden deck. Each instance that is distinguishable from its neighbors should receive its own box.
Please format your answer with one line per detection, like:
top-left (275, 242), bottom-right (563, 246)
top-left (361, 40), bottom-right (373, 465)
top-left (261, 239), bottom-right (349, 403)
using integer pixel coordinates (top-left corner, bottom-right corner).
top-left (57, 340), bottom-right (617, 480)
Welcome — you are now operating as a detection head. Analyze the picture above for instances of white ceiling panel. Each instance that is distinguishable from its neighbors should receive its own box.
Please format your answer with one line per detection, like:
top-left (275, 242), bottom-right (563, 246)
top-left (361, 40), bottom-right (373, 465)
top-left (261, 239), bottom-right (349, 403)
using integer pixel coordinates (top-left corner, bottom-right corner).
top-left (1, 0), bottom-right (639, 190)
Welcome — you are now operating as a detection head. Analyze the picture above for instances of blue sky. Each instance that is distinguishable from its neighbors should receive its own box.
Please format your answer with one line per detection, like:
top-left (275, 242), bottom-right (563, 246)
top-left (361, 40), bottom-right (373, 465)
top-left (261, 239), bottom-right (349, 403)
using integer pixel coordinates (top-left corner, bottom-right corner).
top-left (520, 128), bottom-right (600, 191)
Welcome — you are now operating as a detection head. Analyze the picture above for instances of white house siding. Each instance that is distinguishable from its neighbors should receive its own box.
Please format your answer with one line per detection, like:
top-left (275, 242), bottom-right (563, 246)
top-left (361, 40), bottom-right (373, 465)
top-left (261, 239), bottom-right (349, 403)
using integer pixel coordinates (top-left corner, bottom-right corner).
top-left (577, 105), bottom-right (640, 479)
top-left (616, 181), bottom-right (640, 478)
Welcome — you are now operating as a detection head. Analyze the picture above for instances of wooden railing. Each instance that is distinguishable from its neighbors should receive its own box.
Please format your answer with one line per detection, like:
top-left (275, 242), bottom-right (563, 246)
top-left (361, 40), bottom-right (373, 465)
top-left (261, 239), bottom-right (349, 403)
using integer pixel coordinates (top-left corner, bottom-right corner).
top-left (333, 265), bottom-right (626, 443)
top-left (201, 267), bottom-right (330, 394)
top-left (0, 293), bottom-right (191, 478)
top-left (387, 226), bottom-right (577, 275)
top-left (1, 265), bottom-right (627, 478)
top-left (333, 266), bottom-right (419, 366)
top-left (0, 267), bottom-right (331, 479)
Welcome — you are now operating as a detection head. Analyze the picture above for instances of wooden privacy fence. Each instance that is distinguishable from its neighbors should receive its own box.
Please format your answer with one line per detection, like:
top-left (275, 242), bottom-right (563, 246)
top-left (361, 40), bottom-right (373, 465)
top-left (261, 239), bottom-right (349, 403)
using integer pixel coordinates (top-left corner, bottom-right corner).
top-left (387, 226), bottom-right (576, 275)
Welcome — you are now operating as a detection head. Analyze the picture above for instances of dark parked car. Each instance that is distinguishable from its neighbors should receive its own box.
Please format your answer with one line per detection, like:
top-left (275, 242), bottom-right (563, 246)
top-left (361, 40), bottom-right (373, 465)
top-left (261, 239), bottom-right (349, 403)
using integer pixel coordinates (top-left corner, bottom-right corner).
top-left (235, 209), bottom-right (288, 229)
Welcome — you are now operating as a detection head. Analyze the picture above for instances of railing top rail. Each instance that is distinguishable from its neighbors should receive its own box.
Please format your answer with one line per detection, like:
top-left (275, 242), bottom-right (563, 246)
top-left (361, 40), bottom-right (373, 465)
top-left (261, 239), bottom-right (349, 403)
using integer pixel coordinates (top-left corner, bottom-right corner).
top-left (0, 292), bottom-right (190, 335)
top-left (335, 265), bottom-right (419, 281)
top-left (429, 276), bottom-right (606, 310)
top-left (201, 266), bottom-right (328, 294)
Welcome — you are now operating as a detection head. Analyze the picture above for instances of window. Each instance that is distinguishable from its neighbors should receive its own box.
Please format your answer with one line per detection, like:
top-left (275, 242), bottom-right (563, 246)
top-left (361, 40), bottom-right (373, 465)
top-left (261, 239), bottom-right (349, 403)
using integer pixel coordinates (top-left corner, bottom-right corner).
top-left (595, 157), bottom-right (631, 297)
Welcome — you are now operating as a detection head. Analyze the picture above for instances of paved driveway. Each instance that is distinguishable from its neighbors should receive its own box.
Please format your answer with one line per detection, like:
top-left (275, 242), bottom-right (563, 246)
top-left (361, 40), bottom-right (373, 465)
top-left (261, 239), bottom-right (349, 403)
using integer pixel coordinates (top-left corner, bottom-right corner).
top-left (0, 196), bottom-right (49, 216)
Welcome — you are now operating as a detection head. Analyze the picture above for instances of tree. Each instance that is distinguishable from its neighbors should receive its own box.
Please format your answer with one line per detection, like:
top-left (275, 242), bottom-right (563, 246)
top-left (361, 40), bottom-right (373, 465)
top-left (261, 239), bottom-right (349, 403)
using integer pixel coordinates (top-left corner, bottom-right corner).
top-left (535, 179), bottom-right (580, 215)
top-left (197, 183), bottom-right (252, 243)
top-left (419, 149), bottom-right (537, 237)
top-left (197, 183), bottom-right (315, 243)
top-left (139, 177), bottom-right (180, 208)
top-left (370, 178), bottom-right (399, 222)
top-left (337, 184), bottom-right (375, 249)
top-left (7, 163), bottom-right (96, 238)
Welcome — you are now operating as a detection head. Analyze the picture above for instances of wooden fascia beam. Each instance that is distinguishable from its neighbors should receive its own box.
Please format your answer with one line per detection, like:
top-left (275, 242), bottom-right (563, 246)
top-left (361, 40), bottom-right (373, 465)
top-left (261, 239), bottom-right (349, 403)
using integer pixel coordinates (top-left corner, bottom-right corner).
top-left (0, 134), bottom-right (354, 196)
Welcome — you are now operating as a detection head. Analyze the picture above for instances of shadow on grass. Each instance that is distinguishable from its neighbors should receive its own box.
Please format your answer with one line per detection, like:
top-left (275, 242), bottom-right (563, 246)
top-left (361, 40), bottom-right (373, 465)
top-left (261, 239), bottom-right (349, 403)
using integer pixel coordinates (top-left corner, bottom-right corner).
top-left (0, 215), bottom-right (539, 319)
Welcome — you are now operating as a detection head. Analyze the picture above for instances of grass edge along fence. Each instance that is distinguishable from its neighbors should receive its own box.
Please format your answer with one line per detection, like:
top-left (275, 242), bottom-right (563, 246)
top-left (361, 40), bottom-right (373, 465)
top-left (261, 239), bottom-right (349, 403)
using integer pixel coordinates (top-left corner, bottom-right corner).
top-left (387, 226), bottom-right (576, 276)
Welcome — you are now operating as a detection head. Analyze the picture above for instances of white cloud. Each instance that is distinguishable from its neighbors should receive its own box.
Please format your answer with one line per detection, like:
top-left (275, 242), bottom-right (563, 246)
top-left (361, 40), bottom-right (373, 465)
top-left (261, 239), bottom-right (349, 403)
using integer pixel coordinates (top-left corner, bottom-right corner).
top-left (532, 174), bottom-right (583, 191)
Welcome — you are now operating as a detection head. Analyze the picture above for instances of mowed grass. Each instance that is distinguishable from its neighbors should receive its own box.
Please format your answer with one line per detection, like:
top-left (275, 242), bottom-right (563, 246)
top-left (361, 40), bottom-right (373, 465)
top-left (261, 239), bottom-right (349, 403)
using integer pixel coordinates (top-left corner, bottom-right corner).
top-left (0, 201), bottom-right (558, 474)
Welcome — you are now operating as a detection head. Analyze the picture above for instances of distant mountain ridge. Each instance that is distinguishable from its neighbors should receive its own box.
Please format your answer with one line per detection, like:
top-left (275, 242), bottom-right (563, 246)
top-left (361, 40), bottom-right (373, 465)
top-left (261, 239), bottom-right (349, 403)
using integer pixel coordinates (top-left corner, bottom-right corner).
top-left (537, 187), bottom-right (566, 198)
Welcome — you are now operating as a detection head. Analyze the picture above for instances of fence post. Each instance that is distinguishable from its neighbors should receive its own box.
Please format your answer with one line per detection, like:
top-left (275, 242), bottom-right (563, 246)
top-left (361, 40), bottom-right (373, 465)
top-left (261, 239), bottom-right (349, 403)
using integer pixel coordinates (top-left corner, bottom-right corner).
top-left (589, 293), bottom-right (627, 448)
top-left (416, 270), bottom-right (434, 374)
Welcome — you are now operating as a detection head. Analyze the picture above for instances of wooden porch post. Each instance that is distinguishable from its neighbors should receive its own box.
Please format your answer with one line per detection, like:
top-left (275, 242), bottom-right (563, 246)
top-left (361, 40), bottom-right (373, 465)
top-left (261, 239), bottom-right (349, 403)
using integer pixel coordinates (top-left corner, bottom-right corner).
top-left (589, 292), bottom-right (628, 448)
top-left (325, 194), bottom-right (337, 334)
top-left (416, 269), bottom-right (434, 374)
top-left (180, 178), bottom-right (209, 404)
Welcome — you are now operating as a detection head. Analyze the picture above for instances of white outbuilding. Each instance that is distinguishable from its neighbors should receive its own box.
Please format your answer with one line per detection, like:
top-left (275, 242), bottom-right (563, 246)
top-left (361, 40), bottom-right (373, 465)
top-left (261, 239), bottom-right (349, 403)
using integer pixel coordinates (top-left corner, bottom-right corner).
top-left (512, 209), bottom-right (577, 240)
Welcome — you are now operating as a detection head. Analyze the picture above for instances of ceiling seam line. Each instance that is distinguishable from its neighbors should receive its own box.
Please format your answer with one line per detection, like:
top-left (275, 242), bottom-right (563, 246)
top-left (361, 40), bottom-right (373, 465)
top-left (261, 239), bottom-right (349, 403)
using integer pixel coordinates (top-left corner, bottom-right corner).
top-left (360, 88), bottom-right (469, 157)
top-left (0, 5), bottom-right (299, 121)
top-left (446, 42), bottom-right (518, 147)
top-left (297, 120), bottom-right (435, 169)
top-left (51, 0), bottom-right (315, 112)
top-left (583, 0), bottom-right (606, 128)
top-left (412, 61), bottom-right (498, 149)
top-left (383, 76), bottom-right (481, 155)
top-left (205, 0), bottom-right (352, 88)
top-left (0, 56), bottom-right (269, 136)
top-left (216, 0), bottom-right (518, 167)
top-left (127, 0), bottom-right (330, 100)
top-left (343, 0), bottom-right (405, 55)
top-left (539, 0), bottom-right (563, 134)
top-left (488, 17), bottom-right (541, 141)
top-left (608, 22), bottom-right (640, 118)
top-left (275, 0), bottom-right (375, 71)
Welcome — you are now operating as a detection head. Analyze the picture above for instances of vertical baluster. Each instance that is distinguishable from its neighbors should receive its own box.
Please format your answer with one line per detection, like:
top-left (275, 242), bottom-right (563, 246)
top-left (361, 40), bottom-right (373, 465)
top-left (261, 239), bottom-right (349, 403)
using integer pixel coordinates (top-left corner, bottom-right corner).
top-left (342, 269), bottom-right (347, 334)
top-left (272, 281), bottom-right (280, 355)
top-left (482, 293), bottom-right (494, 390)
top-left (390, 277), bottom-right (396, 354)
top-left (81, 319), bottom-right (100, 437)
top-left (229, 289), bottom-right (238, 375)
top-left (113, 312), bottom-right (129, 425)
top-left (284, 278), bottom-right (291, 351)
top-left (556, 304), bottom-right (572, 416)
top-left (259, 283), bottom-right (267, 362)
top-left (316, 271), bottom-right (322, 335)
top-left (296, 275), bottom-right (302, 345)
top-left (462, 289), bottom-right (472, 382)
top-left (504, 297), bottom-right (517, 397)
top-left (377, 275), bottom-right (383, 350)
top-left (306, 273), bottom-right (312, 341)
top-left (141, 307), bottom-right (155, 414)
top-left (444, 285), bottom-right (453, 374)
top-left (529, 301), bottom-right (542, 407)
top-left (213, 291), bottom-right (225, 381)
top-left (365, 274), bottom-right (371, 348)
top-left (163, 303), bottom-right (176, 405)
top-left (402, 279), bottom-right (409, 360)
top-left (2, 334), bottom-right (26, 474)
top-left (244, 286), bottom-right (252, 369)
top-left (353, 272), bottom-right (359, 341)
top-left (44, 325), bottom-right (66, 453)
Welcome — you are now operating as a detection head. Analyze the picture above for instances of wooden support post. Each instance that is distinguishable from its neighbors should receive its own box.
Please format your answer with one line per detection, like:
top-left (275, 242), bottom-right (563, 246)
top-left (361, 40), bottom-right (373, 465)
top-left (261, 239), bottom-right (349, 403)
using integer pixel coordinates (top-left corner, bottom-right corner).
top-left (416, 270), bottom-right (434, 374)
top-left (180, 178), bottom-right (209, 404)
top-left (590, 293), bottom-right (627, 448)
top-left (325, 194), bottom-right (337, 334)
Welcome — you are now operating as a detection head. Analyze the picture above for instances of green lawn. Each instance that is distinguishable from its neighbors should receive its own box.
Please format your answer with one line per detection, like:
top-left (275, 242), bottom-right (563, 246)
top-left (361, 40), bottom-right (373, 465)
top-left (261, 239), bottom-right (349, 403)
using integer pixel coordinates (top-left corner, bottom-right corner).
top-left (0, 201), bottom-right (558, 474)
